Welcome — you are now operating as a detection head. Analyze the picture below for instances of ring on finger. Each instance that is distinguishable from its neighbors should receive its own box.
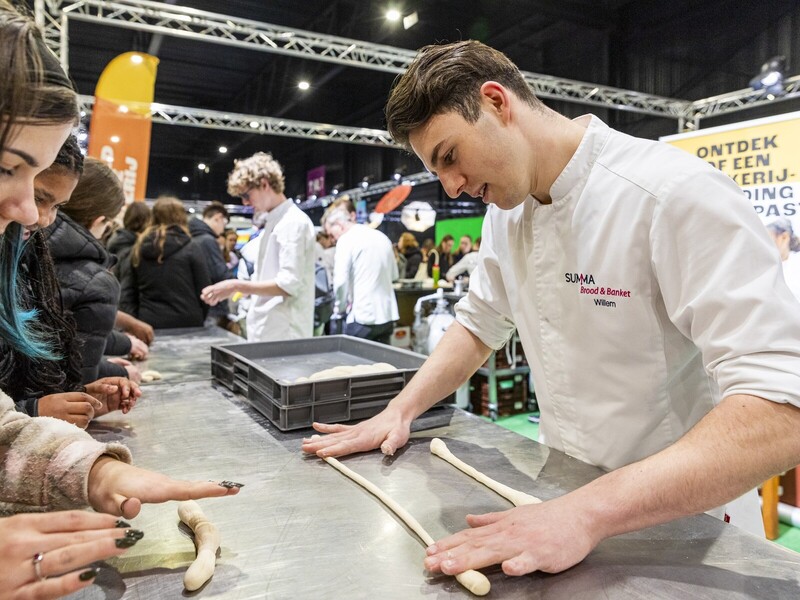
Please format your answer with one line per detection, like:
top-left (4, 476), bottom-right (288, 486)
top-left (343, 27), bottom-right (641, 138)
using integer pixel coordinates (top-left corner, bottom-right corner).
top-left (32, 552), bottom-right (46, 582)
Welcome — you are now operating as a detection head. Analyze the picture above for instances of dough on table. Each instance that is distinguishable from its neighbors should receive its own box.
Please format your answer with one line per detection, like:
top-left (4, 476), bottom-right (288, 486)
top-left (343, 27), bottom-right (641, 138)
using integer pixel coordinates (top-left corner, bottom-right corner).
top-left (295, 362), bottom-right (396, 383)
top-left (141, 369), bottom-right (163, 383)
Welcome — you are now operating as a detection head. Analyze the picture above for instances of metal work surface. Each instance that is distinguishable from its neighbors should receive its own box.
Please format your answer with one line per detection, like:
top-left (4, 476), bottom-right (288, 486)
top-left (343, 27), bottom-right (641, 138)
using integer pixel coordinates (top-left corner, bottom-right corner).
top-left (73, 378), bottom-right (800, 599)
top-left (135, 326), bottom-right (242, 385)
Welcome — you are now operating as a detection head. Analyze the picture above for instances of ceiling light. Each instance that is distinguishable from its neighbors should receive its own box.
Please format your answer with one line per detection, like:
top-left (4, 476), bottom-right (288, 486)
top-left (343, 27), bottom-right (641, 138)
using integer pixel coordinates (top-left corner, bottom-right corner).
top-left (181, 176), bottom-right (189, 183)
top-left (749, 56), bottom-right (786, 96)
top-left (298, 81), bottom-right (310, 90)
top-left (386, 8), bottom-right (401, 22)
top-left (218, 146), bottom-right (228, 154)
top-left (110, 135), bottom-right (120, 143)
top-left (197, 162), bottom-right (206, 170)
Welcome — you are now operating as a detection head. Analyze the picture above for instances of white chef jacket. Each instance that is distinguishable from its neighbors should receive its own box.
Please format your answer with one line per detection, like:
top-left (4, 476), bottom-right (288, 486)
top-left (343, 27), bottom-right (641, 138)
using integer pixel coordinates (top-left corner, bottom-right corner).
top-left (781, 251), bottom-right (800, 304)
top-left (246, 200), bottom-right (316, 341)
top-left (333, 224), bottom-right (399, 326)
top-left (456, 115), bottom-right (800, 533)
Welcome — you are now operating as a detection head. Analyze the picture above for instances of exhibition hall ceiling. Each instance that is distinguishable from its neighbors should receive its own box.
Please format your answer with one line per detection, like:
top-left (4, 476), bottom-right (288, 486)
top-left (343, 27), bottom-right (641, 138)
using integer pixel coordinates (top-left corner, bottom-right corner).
top-left (54, 0), bottom-right (800, 198)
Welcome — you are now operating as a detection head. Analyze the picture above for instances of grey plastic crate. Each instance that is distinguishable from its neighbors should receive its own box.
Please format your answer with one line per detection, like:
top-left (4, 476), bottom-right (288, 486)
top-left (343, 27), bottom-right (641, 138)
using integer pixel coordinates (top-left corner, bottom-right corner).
top-left (211, 335), bottom-right (452, 431)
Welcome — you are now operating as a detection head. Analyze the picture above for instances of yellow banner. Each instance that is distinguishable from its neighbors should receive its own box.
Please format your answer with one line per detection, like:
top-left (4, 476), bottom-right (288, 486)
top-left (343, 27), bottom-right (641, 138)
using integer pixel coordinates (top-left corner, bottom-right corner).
top-left (662, 112), bottom-right (800, 220)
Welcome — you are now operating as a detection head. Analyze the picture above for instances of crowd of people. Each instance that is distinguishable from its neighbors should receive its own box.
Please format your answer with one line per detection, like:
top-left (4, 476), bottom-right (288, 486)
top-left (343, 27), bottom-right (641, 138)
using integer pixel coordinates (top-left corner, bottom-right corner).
top-left (0, 4), bottom-right (242, 597)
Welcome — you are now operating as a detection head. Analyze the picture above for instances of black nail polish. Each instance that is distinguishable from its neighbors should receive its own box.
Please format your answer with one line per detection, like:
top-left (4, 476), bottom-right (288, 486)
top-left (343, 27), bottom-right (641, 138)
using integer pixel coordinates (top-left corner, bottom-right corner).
top-left (218, 480), bottom-right (245, 489)
top-left (116, 537), bottom-right (139, 548)
top-left (115, 520), bottom-right (131, 528)
top-left (79, 568), bottom-right (100, 581)
top-left (125, 529), bottom-right (145, 539)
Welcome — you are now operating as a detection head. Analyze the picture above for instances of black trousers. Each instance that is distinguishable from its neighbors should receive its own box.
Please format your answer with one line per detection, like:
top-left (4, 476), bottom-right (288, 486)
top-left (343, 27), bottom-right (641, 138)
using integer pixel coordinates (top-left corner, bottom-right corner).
top-left (344, 321), bottom-right (395, 345)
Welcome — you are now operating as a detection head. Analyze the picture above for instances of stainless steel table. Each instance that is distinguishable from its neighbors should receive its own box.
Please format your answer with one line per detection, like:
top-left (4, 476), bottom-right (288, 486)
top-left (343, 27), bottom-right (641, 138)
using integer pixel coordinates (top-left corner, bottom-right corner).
top-left (75, 377), bottom-right (800, 599)
top-left (132, 325), bottom-right (242, 386)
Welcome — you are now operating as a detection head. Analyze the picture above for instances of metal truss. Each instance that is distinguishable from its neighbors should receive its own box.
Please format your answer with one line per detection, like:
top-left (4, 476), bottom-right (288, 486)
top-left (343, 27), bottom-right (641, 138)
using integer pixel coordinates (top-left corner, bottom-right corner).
top-left (52, 0), bottom-right (689, 118)
top-left (41, 0), bottom-right (800, 136)
top-left (76, 95), bottom-right (398, 148)
top-left (687, 75), bottom-right (800, 121)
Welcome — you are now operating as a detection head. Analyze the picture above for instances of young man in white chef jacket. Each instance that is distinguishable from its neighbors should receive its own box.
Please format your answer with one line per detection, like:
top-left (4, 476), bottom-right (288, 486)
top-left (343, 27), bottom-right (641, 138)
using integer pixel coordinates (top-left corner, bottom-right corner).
top-left (303, 40), bottom-right (800, 577)
top-left (201, 152), bottom-right (315, 341)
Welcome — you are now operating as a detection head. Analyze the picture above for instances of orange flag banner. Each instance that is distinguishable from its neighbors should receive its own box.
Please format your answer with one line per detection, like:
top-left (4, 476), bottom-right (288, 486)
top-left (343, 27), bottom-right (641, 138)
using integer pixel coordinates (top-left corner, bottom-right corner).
top-left (88, 52), bottom-right (159, 203)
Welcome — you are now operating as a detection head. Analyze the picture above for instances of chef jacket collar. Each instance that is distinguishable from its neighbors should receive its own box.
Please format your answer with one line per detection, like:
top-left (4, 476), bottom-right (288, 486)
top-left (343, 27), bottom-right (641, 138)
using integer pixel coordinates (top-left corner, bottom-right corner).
top-left (549, 114), bottom-right (611, 205)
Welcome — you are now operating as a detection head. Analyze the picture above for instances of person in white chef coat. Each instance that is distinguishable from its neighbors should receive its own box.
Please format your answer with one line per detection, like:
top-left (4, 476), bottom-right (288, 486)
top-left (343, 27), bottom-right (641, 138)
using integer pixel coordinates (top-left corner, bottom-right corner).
top-left (321, 197), bottom-right (399, 344)
top-left (303, 40), bottom-right (800, 577)
top-left (201, 152), bottom-right (315, 341)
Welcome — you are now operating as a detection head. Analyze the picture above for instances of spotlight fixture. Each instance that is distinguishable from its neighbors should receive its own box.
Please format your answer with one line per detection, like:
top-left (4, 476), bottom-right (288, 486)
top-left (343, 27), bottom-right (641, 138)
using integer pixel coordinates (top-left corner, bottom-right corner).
top-left (749, 56), bottom-right (786, 96)
top-left (181, 176), bottom-right (189, 183)
top-left (403, 11), bottom-right (418, 29)
top-left (298, 80), bottom-right (310, 90)
top-left (386, 8), bottom-right (401, 22)
top-left (249, 121), bottom-right (260, 129)
top-left (393, 166), bottom-right (407, 181)
top-left (361, 175), bottom-right (375, 190)
top-left (331, 182), bottom-right (345, 195)
top-left (197, 163), bottom-right (206, 170)
top-left (218, 146), bottom-right (228, 154)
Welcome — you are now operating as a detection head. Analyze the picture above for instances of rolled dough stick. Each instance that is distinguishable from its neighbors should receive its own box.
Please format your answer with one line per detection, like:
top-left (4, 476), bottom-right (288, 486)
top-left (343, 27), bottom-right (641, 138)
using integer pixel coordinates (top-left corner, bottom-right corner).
top-left (430, 438), bottom-right (542, 506)
top-left (140, 369), bottom-right (163, 383)
top-left (178, 500), bottom-right (220, 591)
top-left (323, 455), bottom-right (490, 596)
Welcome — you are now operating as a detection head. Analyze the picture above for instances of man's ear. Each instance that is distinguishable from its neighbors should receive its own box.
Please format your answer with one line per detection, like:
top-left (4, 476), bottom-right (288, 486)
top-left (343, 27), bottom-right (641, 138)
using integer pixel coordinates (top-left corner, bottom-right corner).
top-left (480, 81), bottom-right (511, 122)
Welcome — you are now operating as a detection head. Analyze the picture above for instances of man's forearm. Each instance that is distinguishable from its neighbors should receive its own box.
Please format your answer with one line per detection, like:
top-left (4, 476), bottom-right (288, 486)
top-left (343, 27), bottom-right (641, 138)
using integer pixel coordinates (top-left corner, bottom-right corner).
top-left (579, 394), bottom-right (800, 540)
top-left (238, 279), bottom-right (289, 297)
top-left (388, 321), bottom-right (493, 422)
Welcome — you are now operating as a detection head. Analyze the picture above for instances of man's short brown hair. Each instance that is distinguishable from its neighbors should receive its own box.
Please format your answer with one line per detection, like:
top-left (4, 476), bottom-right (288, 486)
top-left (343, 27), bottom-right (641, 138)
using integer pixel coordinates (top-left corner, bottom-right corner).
top-left (385, 40), bottom-right (543, 149)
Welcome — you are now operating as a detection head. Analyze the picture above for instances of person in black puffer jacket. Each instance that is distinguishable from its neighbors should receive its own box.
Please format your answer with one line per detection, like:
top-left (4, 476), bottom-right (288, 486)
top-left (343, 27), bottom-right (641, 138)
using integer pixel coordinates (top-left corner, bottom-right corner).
top-left (45, 157), bottom-right (139, 384)
top-left (120, 196), bottom-right (211, 328)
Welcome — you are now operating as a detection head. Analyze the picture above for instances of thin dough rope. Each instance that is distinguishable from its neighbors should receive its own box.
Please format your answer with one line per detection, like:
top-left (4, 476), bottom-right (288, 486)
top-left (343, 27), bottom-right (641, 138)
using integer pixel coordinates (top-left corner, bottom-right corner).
top-left (323, 455), bottom-right (491, 596)
top-left (430, 438), bottom-right (542, 506)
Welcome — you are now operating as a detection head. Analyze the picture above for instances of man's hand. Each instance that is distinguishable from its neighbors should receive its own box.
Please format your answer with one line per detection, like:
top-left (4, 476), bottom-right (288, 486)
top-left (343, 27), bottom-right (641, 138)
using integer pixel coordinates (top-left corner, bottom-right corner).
top-left (37, 393), bottom-right (103, 429)
top-left (87, 457), bottom-right (243, 519)
top-left (301, 406), bottom-right (411, 458)
top-left (125, 334), bottom-right (149, 361)
top-left (201, 280), bottom-right (240, 306)
top-left (85, 377), bottom-right (141, 416)
top-left (423, 497), bottom-right (599, 577)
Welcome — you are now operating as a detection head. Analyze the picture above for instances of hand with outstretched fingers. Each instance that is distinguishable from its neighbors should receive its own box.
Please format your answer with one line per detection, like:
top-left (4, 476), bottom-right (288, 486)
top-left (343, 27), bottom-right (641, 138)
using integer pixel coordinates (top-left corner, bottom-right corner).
top-left (87, 457), bottom-right (243, 519)
top-left (301, 406), bottom-right (411, 458)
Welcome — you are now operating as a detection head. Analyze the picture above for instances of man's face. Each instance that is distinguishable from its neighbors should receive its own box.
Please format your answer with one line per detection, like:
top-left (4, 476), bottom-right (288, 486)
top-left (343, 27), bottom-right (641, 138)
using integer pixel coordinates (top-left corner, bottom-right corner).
top-left (458, 236), bottom-right (472, 254)
top-left (205, 211), bottom-right (227, 236)
top-left (241, 181), bottom-right (278, 213)
top-left (408, 105), bottom-right (530, 211)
